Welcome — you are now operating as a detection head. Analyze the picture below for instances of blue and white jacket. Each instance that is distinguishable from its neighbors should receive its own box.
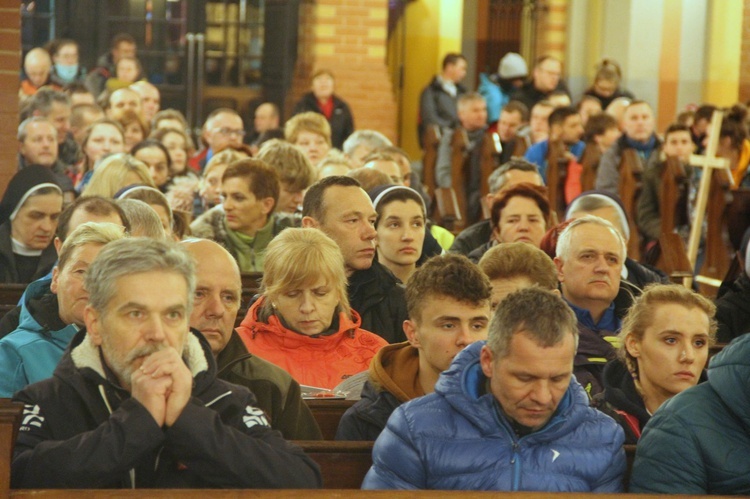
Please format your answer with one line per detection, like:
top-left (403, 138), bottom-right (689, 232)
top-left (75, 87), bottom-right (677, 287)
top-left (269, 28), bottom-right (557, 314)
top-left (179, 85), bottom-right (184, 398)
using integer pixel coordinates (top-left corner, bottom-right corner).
top-left (362, 341), bottom-right (625, 491)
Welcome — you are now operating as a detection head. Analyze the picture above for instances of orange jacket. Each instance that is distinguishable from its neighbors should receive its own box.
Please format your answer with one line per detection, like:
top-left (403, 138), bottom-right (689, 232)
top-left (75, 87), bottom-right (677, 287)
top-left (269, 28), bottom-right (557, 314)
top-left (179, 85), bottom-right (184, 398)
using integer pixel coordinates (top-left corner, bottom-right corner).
top-left (237, 297), bottom-right (387, 390)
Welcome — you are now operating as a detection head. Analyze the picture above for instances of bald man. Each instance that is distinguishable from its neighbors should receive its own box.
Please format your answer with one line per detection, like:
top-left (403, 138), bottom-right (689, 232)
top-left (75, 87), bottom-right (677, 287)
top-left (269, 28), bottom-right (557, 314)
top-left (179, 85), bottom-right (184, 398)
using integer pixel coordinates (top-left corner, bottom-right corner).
top-left (21, 48), bottom-right (55, 98)
top-left (181, 238), bottom-right (322, 440)
top-left (130, 81), bottom-right (161, 123)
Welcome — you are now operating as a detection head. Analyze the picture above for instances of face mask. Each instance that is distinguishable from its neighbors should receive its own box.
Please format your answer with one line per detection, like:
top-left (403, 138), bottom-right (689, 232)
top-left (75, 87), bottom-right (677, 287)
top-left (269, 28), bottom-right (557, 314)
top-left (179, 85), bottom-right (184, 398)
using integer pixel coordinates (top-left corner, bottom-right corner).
top-left (54, 63), bottom-right (78, 83)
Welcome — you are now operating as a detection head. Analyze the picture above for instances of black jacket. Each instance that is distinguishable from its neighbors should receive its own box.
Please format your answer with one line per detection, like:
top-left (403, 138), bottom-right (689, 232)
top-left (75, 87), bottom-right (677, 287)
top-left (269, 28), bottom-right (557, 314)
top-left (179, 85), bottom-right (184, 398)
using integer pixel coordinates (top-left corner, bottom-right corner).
top-left (715, 272), bottom-right (750, 343)
top-left (216, 331), bottom-right (323, 440)
top-left (624, 258), bottom-right (669, 289)
top-left (336, 380), bottom-right (400, 441)
top-left (11, 329), bottom-right (322, 489)
top-left (592, 360), bottom-right (650, 445)
top-left (418, 76), bottom-right (466, 143)
top-left (449, 219), bottom-right (493, 256)
top-left (292, 92), bottom-right (354, 150)
top-left (348, 263), bottom-right (408, 344)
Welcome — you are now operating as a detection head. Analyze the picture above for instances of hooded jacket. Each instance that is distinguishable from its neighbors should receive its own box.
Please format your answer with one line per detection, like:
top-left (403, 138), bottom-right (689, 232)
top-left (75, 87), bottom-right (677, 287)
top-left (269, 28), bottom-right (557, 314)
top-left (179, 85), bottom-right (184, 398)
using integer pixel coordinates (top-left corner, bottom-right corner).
top-left (336, 342), bottom-right (424, 440)
top-left (362, 341), bottom-right (626, 491)
top-left (11, 328), bottom-right (322, 489)
top-left (629, 334), bottom-right (750, 495)
top-left (0, 277), bottom-right (77, 397)
top-left (591, 359), bottom-right (650, 444)
top-left (237, 297), bottom-right (388, 390)
top-left (217, 330), bottom-right (323, 440)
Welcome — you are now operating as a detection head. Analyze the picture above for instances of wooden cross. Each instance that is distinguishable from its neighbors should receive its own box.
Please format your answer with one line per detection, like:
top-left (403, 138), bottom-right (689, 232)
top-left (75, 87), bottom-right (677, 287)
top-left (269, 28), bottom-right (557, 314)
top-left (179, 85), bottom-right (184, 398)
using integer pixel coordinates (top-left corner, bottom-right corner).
top-left (684, 109), bottom-right (732, 288)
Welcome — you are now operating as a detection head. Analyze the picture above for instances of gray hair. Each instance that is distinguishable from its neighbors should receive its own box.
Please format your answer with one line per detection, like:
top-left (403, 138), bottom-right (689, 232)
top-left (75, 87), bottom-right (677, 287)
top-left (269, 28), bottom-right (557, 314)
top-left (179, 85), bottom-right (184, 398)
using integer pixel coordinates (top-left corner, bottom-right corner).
top-left (555, 214), bottom-right (626, 262)
top-left (85, 237), bottom-right (195, 314)
top-left (116, 199), bottom-right (166, 240)
top-left (342, 130), bottom-right (392, 156)
top-left (17, 116), bottom-right (56, 142)
top-left (58, 222), bottom-right (126, 271)
top-left (489, 159), bottom-right (541, 194)
top-left (565, 193), bottom-right (630, 241)
top-left (486, 287), bottom-right (578, 359)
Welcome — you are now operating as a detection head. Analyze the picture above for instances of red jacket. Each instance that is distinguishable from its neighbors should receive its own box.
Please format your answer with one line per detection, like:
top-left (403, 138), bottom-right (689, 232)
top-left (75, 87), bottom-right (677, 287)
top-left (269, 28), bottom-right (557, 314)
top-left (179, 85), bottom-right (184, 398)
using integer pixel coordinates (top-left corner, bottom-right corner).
top-left (237, 297), bottom-right (387, 390)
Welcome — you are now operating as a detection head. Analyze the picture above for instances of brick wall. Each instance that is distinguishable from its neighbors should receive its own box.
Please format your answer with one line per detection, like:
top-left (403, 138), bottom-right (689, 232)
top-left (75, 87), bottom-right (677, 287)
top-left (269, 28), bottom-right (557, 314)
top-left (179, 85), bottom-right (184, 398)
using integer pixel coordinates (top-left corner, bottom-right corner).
top-left (740, 0), bottom-right (750, 103)
top-left (286, 0), bottom-right (398, 144)
top-left (0, 0), bottom-right (20, 194)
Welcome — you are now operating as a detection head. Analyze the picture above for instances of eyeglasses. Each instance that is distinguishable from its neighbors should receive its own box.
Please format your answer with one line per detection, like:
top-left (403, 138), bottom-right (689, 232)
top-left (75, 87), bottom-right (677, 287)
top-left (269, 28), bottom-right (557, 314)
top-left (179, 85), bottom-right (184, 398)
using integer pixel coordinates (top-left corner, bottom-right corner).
top-left (214, 128), bottom-right (246, 137)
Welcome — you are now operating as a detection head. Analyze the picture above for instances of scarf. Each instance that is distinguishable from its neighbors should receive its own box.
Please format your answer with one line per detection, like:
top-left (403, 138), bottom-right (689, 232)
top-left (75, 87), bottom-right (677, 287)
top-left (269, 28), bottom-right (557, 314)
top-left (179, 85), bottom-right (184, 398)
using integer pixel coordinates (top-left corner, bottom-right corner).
top-left (222, 216), bottom-right (274, 272)
top-left (625, 134), bottom-right (657, 162)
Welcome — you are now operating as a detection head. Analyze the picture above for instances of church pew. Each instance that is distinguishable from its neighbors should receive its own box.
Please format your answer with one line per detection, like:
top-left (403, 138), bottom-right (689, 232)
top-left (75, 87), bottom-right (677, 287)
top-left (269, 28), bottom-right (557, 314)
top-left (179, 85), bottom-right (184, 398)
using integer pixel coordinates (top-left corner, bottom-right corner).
top-left (304, 399), bottom-right (356, 440)
top-left (0, 284), bottom-right (26, 321)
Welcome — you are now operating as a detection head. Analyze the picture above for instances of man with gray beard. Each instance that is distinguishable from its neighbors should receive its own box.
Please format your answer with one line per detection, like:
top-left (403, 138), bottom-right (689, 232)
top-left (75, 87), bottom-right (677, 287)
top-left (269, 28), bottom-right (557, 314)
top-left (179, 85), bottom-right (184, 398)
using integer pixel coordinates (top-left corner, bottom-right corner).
top-left (10, 238), bottom-right (321, 489)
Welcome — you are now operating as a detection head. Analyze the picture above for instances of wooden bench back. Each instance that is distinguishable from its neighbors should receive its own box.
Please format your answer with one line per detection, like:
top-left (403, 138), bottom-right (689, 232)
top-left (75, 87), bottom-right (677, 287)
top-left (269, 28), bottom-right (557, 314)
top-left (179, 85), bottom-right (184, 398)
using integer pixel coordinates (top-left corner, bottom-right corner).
top-left (304, 399), bottom-right (356, 440)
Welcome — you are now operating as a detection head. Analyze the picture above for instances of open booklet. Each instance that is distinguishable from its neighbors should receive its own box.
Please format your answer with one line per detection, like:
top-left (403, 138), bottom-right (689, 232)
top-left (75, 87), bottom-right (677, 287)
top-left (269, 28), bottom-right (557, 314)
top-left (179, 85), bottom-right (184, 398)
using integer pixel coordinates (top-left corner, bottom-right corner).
top-left (300, 370), bottom-right (369, 400)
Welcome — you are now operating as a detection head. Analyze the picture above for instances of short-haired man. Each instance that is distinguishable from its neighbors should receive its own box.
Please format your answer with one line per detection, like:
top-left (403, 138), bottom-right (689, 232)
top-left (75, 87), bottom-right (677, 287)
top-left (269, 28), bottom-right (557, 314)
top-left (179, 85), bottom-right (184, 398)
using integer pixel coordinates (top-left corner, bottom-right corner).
top-left (257, 139), bottom-right (317, 215)
top-left (566, 190), bottom-right (667, 290)
top-left (336, 254), bottom-right (491, 440)
top-left (191, 158), bottom-right (292, 272)
top-left (10, 238), bottom-right (321, 488)
top-left (105, 87), bottom-right (142, 121)
top-left (302, 176), bottom-right (408, 343)
top-left (248, 102), bottom-right (282, 150)
top-left (363, 153), bottom-right (403, 186)
top-left (17, 117), bottom-right (74, 197)
top-left (595, 100), bottom-right (661, 194)
top-left (418, 53), bottom-right (468, 144)
top-left (342, 129), bottom-right (393, 167)
top-left (181, 238), bottom-right (322, 440)
top-left (130, 81), bottom-right (161, 123)
top-left (497, 100), bottom-right (529, 163)
top-left (583, 112), bottom-right (621, 155)
top-left (363, 287), bottom-right (625, 491)
top-left (637, 123), bottom-right (695, 244)
top-left (510, 55), bottom-right (568, 112)
top-left (524, 106), bottom-right (585, 180)
top-left (478, 241), bottom-right (558, 310)
top-left (0, 222), bottom-right (125, 396)
top-left (554, 215), bottom-right (627, 395)
top-left (70, 103), bottom-right (105, 146)
top-left (86, 32), bottom-right (137, 97)
top-left (449, 159), bottom-right (543, 256)
top-left (23, 88), bottom-right (79, 167)
top-left (189, 108), bottom-right (245, 172)
top-left (436, 92), bottom-right (490, 224)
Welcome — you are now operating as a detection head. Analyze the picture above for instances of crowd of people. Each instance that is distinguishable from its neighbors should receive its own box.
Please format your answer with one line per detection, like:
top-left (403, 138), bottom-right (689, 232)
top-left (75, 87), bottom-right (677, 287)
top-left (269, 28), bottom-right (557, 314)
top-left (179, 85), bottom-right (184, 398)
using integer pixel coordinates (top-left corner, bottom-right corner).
top-left (1, 33), bottom-right (749, 494)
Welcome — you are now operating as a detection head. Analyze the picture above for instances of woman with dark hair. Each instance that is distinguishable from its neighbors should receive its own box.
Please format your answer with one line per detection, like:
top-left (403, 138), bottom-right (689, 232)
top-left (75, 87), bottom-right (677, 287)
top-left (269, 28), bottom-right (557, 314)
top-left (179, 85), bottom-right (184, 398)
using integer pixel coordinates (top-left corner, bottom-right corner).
top-left (131, 139), bottom-right (172, 191)
top-left (593, 284), bottom-right (715, 444)
top-left (370, 186), bottom-right (426, 283)
top-left (467, 183), bottom-right (550, 262)
top-left (237, 228), bottom-right (387, 391)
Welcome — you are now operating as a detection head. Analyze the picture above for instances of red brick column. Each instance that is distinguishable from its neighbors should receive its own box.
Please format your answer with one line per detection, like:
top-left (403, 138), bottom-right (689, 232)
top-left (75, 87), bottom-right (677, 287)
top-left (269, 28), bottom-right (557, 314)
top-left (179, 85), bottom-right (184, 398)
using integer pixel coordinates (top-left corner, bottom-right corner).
top-left (287, 0), bottom-right (398, 144)
top-left (740, 1), bottom-right (750, 103)
top-left (0, 0), bottom-right (20, 194)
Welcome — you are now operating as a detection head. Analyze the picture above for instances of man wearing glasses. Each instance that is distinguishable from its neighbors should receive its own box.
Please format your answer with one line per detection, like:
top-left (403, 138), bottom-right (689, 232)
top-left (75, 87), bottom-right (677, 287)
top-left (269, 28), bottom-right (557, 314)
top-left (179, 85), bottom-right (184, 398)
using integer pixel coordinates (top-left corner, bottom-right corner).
top-left (189, 108), bottom-right (246, 173)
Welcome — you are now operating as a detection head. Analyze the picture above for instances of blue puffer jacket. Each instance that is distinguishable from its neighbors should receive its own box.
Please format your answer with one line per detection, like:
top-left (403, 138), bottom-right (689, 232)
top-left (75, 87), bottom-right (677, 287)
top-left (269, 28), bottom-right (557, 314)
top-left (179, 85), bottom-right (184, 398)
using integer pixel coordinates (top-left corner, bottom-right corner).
top-left (362, 341), bottom-right (626, 491)
top-left (0, 277), bottom-right (78, 397)
top-left (629, 334), bottom-right (750, 495)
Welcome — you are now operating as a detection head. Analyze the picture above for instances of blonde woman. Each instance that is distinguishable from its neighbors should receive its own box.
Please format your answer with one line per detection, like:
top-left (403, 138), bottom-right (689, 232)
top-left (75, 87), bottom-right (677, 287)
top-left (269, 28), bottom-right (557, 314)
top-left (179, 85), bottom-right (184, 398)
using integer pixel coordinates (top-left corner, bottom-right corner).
top-left (592, 283), bottom-right (716, 443)
top-left (82, 153), bottom-right (154, 198)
